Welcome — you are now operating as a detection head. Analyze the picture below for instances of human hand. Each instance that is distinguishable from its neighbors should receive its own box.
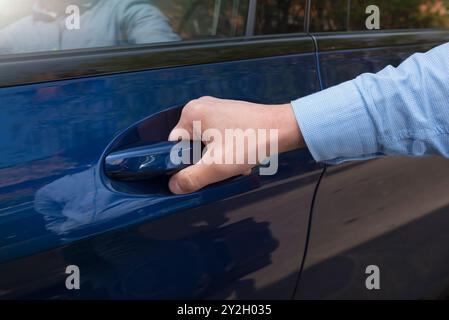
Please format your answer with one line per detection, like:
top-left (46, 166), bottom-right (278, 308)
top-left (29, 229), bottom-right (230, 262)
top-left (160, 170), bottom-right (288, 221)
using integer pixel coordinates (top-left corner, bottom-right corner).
top-left (168, 96), bottom-right (304, 194)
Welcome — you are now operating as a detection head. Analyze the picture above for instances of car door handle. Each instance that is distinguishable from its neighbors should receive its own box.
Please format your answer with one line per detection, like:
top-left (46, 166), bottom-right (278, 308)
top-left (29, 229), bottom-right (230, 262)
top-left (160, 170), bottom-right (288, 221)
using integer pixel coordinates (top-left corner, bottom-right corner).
top-left (101, 105), bottom-right (262, 196)
top-left (104, 141), bottom-right (199, 180)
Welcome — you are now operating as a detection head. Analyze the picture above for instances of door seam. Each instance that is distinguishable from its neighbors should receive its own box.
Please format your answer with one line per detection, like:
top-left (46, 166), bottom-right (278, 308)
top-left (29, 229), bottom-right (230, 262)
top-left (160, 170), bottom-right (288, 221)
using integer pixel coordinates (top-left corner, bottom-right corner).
top-left (291, 33), bottom-right (327, 299)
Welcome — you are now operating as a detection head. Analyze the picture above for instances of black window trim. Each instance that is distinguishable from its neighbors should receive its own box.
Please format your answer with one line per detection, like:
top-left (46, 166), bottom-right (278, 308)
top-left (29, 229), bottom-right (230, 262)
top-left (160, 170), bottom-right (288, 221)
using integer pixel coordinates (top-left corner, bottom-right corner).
top-left (312, 28), bottom-right (449, 52)
top-left (0, 34), bottom-right (315, 88)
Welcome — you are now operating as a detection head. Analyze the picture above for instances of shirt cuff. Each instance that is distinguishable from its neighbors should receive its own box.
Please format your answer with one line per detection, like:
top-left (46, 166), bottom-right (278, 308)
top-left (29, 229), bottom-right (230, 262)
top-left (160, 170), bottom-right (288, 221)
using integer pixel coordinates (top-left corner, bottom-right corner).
top-left (291, 80), bottom-right (381, 164)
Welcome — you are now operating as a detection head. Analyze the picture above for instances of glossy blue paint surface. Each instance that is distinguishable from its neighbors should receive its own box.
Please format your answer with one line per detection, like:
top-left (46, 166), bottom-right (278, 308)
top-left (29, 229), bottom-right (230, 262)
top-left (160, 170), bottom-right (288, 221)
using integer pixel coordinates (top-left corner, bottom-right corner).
top-left (0, 52), bottom-right (323, 298)
top-left (296, 43), bottom-right (449, 299)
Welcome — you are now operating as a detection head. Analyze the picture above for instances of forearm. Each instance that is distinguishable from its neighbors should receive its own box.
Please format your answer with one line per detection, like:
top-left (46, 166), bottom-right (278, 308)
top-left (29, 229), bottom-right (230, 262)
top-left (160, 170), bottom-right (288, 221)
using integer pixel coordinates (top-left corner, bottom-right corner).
top-left (291, 42), bottom-right (449, 164)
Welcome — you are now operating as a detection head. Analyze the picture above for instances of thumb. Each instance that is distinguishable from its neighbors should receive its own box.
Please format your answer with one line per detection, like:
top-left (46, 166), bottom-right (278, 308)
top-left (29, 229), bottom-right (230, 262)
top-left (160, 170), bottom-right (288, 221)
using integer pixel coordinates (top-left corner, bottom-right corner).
top-left (169, 157), bottom-right (242, 194)
top-left (168, 160), bottom-right (214, 194)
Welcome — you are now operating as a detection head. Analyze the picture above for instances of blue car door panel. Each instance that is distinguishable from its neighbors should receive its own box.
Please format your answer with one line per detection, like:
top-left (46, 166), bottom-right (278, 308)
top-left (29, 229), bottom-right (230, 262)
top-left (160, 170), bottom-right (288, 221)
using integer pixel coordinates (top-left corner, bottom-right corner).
top-left (0, 35), bottom-right (323, 298)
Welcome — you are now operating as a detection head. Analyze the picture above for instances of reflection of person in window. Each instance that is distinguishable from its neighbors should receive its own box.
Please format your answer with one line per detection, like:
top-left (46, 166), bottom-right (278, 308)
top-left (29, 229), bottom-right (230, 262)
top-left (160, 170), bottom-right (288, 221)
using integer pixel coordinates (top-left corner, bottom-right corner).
top-left (0, 0), bottom-right (180, 54)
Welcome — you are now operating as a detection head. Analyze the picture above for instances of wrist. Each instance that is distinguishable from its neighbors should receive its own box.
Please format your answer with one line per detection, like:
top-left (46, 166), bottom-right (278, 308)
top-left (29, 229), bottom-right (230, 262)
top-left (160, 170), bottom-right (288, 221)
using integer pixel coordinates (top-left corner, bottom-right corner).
top-left (273, 103), bottom-right (305, 153)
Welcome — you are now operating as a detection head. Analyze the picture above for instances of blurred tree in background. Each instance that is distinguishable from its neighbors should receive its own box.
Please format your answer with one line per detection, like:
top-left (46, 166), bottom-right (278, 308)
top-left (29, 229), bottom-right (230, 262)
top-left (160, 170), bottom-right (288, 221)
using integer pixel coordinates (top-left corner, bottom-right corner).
top-left (254, 0), bottom-right (306, 35)
top-left (154, 0), bottom-right (248, 39)
top-left (349, 0), bottom-right (449, 30)
top-left (311, 0), bottom-right (449, 32)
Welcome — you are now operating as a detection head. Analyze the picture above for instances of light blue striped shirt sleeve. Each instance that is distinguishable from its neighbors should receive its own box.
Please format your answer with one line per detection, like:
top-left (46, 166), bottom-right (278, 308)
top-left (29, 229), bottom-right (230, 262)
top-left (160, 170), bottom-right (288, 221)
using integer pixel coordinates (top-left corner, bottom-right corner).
top-left (291, 42), bottom-right (449, 165)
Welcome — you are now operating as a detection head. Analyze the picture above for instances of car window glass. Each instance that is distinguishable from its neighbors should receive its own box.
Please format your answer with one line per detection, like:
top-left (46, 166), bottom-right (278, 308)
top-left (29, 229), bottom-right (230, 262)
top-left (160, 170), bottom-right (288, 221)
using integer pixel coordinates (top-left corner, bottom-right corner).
top-left (310, 0), bottom-right (449, 32)
top-left (254, 0), bottom-right (307, 35)
top-left (0, 0), bottom-right (249, 55)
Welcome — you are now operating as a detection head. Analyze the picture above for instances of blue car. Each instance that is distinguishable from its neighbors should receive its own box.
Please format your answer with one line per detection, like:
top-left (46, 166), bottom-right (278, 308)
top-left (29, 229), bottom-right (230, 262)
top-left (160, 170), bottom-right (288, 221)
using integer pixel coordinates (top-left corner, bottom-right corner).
top-left (1, 0), bottom-right (449, 299)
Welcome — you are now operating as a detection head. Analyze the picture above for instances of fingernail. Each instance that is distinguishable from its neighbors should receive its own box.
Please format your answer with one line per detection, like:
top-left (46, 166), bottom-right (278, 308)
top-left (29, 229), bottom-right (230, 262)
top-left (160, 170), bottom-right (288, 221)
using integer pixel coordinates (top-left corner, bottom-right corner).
top-left (169, 178), bottom-right (183, 194)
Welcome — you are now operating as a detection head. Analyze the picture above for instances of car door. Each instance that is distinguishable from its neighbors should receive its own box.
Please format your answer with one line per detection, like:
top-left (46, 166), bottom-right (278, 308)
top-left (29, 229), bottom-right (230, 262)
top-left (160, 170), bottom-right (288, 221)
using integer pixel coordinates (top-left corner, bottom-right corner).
top-left (296, 0), bottom-right (449, 299)
top-left (0, 0), bottom-right (323, 299)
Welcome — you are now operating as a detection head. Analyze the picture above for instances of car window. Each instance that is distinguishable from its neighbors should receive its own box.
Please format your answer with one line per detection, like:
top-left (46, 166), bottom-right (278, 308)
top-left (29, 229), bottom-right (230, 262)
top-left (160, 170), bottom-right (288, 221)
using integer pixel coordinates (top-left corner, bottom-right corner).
top-left (0, 0), bottom-right (249, 55)
top-left (155, 0), bottom-right (249, 39)
top-left (254, 0), bottom-right (307, 35)
top-left (310, 0), bottom-right (449, 32)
